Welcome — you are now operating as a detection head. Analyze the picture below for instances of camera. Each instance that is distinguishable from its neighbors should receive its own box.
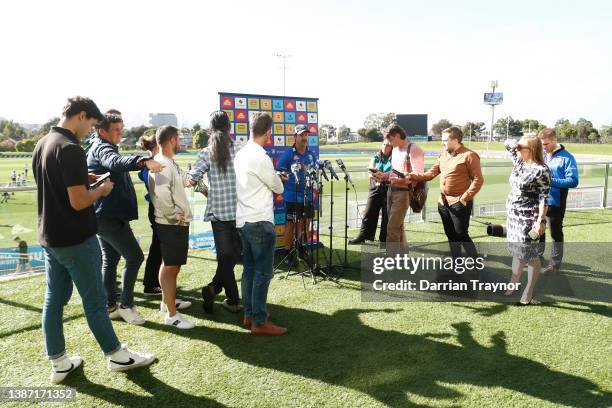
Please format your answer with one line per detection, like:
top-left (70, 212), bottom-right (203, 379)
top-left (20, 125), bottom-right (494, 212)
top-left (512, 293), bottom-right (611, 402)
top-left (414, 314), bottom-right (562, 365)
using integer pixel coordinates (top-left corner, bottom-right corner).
top-left (486, 224), bottom-right (507, 237)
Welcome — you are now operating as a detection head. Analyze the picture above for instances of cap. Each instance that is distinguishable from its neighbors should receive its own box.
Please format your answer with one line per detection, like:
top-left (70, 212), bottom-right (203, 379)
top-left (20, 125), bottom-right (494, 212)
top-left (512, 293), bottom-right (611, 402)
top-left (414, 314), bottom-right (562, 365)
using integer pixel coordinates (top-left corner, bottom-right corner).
top-left (294, 124), bottom-right (309, 135)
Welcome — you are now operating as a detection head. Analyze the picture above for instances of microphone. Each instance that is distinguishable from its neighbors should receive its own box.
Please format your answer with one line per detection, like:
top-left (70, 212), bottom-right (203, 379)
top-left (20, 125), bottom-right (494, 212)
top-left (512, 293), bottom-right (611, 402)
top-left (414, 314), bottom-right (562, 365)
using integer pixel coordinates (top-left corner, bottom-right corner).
top-left (291, 163), bottom-right (301, 185)
top-left (316, 160), bottom-right (329, 181)
top-left (335, 158), bottom-right (354, 187)
top-left (324, 160), bottom-right (339, 180)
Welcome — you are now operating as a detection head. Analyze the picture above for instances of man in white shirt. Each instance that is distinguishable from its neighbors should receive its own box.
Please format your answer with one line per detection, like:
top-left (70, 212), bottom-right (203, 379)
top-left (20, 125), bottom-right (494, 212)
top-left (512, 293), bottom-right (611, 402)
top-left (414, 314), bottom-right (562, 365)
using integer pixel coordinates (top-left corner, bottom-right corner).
top-left (234, 112), bottom-right (286, 336)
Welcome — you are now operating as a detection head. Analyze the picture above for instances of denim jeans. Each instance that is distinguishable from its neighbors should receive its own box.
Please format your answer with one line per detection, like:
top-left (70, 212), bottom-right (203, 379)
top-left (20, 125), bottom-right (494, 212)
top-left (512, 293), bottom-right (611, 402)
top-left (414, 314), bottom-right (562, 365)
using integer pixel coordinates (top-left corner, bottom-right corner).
top-left (97, 217), bottom-right (144, 308)
top-left (42, 235), bottom-right (121, 358)
top-left (239, 221), bottom-right (276, 325)
top-left (209, 220), bottom-right (241, 305)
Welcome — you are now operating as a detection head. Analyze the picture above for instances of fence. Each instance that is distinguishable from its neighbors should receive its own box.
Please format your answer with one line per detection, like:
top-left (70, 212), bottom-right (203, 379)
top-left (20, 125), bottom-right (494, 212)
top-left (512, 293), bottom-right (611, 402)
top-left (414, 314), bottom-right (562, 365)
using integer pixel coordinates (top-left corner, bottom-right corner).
top-left (1, 161), bottom-right (611, 277)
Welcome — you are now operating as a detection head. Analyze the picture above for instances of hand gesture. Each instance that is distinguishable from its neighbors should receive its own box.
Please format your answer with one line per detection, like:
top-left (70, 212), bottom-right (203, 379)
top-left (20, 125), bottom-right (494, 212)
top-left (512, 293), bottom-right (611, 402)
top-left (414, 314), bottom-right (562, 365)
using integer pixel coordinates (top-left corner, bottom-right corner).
top-left (146, 160), bottom-right (164, 173)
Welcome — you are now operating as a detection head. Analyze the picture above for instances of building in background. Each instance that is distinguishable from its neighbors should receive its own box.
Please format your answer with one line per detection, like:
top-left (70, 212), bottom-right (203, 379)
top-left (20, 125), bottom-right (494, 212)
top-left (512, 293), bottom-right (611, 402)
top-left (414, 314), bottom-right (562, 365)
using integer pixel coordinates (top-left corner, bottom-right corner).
top-left (179, 129), bottom-right (193, 150)
top-left (149, 113), bottom-right (178, 127)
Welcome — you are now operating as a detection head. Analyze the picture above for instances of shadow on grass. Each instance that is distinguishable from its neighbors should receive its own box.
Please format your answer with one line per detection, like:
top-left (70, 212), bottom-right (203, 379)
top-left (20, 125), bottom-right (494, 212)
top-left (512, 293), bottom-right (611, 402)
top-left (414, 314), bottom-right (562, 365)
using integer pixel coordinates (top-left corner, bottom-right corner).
top-left (146, 305), bottom-right (610, 407)
top-left (66, 365), bottom-right (226, 407)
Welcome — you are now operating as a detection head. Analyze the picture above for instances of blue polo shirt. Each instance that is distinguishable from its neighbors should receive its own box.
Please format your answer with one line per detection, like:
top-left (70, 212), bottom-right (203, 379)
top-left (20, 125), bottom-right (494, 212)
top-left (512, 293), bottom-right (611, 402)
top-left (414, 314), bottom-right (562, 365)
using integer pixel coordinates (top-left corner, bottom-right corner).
top-left (276, 146), bottom-right (316, 203)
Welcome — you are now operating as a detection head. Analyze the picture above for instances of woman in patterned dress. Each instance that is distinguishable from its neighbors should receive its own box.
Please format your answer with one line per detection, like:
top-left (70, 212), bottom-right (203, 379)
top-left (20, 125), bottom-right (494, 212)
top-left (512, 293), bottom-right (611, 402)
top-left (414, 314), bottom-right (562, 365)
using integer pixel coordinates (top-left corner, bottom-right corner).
top-left (505, 135), bottom-right (551, 305)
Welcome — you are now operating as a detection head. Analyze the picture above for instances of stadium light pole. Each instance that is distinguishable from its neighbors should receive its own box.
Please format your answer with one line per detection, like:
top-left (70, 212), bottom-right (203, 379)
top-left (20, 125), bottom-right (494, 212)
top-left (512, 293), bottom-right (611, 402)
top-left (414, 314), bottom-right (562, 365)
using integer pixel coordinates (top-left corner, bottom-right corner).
top-left (489, 80), bottom-right (497, 142)
top-left (276, 53), bottom-right (291, 96)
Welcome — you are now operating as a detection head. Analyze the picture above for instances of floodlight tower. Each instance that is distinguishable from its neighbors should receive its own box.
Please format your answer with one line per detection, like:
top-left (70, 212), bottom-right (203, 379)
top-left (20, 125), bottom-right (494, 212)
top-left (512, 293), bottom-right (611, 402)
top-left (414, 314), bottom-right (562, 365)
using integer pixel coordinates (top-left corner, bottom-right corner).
top-left (489, 80), bottom-right (498, 142)
top-left (276, 53), bottom-right (291, 96)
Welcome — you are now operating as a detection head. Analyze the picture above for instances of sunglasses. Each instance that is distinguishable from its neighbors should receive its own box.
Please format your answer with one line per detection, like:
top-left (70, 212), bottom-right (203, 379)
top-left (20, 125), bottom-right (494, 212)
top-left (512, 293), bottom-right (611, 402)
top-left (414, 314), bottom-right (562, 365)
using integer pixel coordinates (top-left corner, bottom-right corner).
top-left (516, 144), bottom-right (529, 151)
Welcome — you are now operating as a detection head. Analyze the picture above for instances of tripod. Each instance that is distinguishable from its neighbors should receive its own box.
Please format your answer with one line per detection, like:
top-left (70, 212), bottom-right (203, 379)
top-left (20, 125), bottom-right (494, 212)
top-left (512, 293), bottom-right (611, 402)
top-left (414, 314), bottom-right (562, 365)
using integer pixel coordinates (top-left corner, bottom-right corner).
top-left (273, 170), bottom-right (315, 287)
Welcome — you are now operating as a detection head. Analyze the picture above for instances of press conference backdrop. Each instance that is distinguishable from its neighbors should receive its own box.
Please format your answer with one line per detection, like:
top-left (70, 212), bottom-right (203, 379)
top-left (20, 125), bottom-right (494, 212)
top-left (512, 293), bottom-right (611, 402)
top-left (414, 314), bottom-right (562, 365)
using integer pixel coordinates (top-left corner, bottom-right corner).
top-left (218, 92), bottom-right (320, 248)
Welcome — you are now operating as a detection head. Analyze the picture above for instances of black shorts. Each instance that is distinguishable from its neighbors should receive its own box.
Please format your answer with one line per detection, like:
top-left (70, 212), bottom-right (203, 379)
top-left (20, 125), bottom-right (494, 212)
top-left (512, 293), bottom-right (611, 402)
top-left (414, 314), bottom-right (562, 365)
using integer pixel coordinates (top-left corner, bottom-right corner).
top-left (155, 224), bottom-right (189, 266)
top-left (286, 202), bottom-right (314, 222)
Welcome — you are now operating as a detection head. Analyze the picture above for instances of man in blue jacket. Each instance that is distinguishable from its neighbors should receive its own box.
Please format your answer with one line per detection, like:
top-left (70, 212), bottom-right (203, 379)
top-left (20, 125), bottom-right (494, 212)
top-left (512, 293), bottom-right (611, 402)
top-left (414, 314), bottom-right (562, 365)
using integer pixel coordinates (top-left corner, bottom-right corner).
top-left (276, 125), bottom-right (316, 267)
top-left (538, 128), bottom-right (579, 274)
top-left (87, 111), bottom-right (163, 324)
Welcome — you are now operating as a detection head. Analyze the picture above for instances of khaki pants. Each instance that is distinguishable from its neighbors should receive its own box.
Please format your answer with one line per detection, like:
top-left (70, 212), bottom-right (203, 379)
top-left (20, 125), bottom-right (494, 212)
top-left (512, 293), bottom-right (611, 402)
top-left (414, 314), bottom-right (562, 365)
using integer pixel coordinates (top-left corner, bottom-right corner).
top-left (386, 188), bottom-right (411, 252)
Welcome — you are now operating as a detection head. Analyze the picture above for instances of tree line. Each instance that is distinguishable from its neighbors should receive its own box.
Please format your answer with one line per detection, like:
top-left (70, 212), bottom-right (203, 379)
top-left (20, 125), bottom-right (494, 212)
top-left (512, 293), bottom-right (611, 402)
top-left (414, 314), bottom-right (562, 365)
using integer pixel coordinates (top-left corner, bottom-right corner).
top-left (2, 114), bottom-right (612, 152)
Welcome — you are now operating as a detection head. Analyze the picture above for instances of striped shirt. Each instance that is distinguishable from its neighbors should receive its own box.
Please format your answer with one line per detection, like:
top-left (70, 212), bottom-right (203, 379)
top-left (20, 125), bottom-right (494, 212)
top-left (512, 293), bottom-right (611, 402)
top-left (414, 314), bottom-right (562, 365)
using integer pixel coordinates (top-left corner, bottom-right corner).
top-left (190, 137), bottom-right (242, 221)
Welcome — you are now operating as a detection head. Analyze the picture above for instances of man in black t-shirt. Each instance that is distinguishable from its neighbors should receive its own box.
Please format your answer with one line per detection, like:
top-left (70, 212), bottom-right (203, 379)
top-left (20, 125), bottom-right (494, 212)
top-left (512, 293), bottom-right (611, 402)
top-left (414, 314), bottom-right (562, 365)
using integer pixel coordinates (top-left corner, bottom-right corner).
top-left (32, 96), bottom-right (155, 384)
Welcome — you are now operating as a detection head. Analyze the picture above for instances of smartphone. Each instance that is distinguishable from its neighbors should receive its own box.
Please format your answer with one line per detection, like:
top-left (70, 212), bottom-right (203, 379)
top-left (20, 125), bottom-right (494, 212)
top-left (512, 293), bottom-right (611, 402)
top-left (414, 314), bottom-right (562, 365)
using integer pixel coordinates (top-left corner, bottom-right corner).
top-left (392, 169), bottom-right (405, 179)
top-left (89, 172), bottom-right (111, 190)
top-left (368, 168), bottom-right (378, 173)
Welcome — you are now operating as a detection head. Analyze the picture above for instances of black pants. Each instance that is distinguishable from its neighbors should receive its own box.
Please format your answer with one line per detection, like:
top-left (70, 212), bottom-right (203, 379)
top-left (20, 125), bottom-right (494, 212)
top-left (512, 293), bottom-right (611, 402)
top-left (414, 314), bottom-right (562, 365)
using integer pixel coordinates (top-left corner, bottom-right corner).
top-left (437, 201), bottom-right (478, 259)
top-left (208, 220), bottom-right (241, 305)
top-left (143, 202), bottom-right (162, 289)
top-left (357, 185), bottom-right (388, 242)
top-left (539, 205), bottom-right (565, 267)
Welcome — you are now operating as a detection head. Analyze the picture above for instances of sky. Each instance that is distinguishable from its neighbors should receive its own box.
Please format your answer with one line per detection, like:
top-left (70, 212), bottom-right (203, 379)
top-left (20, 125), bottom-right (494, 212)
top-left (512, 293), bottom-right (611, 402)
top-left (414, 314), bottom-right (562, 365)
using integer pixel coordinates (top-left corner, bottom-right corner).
top-left (1, 0), bottom-right (611, 131)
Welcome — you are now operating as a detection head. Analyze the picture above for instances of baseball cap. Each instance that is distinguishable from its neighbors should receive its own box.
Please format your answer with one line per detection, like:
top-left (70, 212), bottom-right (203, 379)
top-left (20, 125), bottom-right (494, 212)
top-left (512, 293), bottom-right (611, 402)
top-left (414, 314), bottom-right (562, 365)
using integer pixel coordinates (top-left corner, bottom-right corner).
top-left (295, 124), bottom-right (309, 135)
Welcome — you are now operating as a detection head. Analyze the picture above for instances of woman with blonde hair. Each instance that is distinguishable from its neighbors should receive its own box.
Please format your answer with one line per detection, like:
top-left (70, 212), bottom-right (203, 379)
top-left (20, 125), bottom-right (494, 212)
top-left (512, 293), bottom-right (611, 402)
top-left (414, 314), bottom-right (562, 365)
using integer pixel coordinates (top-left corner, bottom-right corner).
top-left (504, 135), bottom-right (551, 305)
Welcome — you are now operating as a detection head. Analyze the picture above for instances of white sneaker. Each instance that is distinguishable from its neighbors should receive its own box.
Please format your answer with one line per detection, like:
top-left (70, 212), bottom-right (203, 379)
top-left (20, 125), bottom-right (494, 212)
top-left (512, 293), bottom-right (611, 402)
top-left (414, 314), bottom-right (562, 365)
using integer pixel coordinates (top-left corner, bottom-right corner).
top-left (164, 312), bottom-right (195, 329)
top-left (117, 305), bottom-right (145, 325)
top-left (107, 344), bottom-right (156, 372)
top-left (160, 299), bottom-right (192, 313)
top-left (108, 305), bottom-right (120, 320)
top-left (50, 354), bottom-right (82, 384)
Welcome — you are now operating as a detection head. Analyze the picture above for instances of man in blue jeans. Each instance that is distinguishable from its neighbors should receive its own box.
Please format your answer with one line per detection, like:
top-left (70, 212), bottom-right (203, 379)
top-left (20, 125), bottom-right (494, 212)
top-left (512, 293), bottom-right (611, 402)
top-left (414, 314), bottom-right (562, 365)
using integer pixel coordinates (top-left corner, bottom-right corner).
top-left (87, 111), bottom-right (163, 324)
top-left (33, 97), bottom-right (155, 383)
top-left (234, 112), bottom-right (286, 336)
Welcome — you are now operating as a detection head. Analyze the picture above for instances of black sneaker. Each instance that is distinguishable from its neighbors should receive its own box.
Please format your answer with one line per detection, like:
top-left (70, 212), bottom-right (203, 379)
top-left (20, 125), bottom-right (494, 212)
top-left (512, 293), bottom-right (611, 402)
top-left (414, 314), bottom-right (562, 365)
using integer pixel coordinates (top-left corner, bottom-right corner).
top-left (201, 285), bottom-right (215, 314)
top-left (143, 286), bottom-right (162, 296)
top-left (348, 237), bottom-right (366, 245)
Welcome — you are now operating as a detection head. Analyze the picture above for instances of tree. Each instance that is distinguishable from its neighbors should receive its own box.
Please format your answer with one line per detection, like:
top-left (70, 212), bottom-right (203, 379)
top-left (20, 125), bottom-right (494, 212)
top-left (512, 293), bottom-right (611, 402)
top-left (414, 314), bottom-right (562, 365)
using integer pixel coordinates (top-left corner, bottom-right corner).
top-left (363, 113), bottom-right (396, 132)
top-left (493, 117), bottom-right (523, 138)
top-left (521, 119), bottom-right (546, 134)
top-left (461, 122), bottom-right (486, 139)
top-left (192, 123), bottom-right (201, 134)
top-left (30, 117), bottom-right (60, 141)
top-left (0, 140), bottom-right (15, 152)
top-left (357, 128), bottom-right (367, 139)
top-left (431, 119), bottom-right (453, 137)
top-left (122, 125), bottom-right (154, 149)
top-left (575, 118), bottom-right (597, 142)
top-left (15, 139), bottom-right (36, 152)
top-left (600, 124), bottom-right (612, 144)
top-left (554, 118), bottom-right (573, 142)
top-left (0, 120), bottom-right (27, 140)
top-left (364, 127), bottom-right (382, 142)
top-left (193, 128), bottom-right (209, 149)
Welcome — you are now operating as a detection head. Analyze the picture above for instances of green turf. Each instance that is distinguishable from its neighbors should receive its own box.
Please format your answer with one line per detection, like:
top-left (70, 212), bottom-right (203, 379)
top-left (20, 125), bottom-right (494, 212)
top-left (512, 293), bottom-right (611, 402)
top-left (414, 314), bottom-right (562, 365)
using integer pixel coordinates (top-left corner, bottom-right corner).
top-left (1, 152), bottom-right (611, 407)
top-left (0, 210), bottom-right (611, 407)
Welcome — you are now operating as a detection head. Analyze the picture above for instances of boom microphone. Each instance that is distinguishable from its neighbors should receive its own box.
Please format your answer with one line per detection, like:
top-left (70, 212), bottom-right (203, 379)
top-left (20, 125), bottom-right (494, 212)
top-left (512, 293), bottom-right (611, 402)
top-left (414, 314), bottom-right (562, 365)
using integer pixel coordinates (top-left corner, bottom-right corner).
top-left (335, 158), bottom-right (354, 187)
top-left (316, 160), bottom-right (329, 181)
top-left (324, 160), bottom-right (339, 180)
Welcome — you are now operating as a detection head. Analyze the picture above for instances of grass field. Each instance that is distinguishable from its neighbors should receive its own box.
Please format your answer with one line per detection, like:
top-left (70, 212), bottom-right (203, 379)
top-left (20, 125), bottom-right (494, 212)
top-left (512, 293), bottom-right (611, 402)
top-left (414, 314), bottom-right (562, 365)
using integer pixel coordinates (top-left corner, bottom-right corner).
top-left (0, 150), bottom-right (611, 407)
top-left (1, 210), bottom-right (611, 407)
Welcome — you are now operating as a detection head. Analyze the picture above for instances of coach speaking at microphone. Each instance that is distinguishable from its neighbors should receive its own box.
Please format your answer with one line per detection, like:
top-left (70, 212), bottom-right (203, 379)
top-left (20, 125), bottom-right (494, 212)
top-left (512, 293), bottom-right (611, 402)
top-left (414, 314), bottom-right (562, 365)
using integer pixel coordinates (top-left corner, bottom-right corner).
top-left (276, 124), bottom-right (316, 267)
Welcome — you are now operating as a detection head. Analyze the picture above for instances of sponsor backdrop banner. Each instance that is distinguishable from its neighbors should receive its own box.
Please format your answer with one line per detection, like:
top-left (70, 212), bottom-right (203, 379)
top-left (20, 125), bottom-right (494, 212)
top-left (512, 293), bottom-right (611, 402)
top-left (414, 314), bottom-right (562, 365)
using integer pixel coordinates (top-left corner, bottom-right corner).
top-left (219, 92), bottom-right (320, 248)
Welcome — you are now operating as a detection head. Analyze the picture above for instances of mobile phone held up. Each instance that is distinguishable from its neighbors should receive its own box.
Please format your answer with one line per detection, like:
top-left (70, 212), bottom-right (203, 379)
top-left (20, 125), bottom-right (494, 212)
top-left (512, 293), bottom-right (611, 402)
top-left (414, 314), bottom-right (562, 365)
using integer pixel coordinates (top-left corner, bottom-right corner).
top-left (89, 172), bottom-right (111, 190)
top-left (392, 169), bottom-right (405, 179)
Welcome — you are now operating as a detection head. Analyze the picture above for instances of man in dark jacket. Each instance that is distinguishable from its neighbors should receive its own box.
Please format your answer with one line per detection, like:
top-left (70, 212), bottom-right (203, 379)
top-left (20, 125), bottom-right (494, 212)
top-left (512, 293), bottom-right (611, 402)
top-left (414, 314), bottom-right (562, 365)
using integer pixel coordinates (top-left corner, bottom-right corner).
top-left (87, 111), bottom-right (163, 325)
top-left (538, 128), bottom-right (579, 274)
